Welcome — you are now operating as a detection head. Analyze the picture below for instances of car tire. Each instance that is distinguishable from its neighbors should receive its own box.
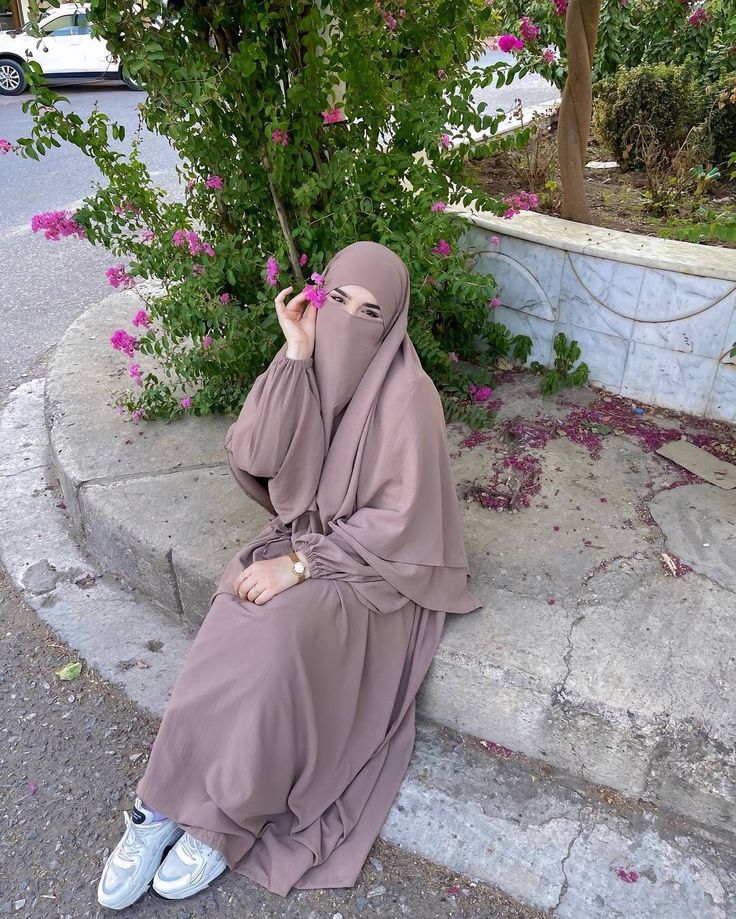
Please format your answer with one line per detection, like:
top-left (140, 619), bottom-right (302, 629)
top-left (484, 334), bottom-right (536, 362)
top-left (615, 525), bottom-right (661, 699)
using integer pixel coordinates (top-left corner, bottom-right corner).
top-left (0, 58), bottom-right (27, 96)
top-left (120, 64), bottom-right (145, 92)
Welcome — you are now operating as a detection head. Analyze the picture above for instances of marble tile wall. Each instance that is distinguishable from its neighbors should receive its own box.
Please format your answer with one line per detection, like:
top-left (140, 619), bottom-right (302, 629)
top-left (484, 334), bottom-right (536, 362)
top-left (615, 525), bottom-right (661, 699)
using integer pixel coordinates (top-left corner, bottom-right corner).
top-left (462, 225), bottom-right (736, 422)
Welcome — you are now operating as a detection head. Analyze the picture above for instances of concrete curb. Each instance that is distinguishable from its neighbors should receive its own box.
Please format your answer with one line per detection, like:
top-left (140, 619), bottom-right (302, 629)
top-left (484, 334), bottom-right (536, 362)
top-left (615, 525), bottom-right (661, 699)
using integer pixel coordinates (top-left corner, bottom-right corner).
top-left (2, 377), bottom-right (736, 917)
top-left (42, 292), bottom-right (736, 846)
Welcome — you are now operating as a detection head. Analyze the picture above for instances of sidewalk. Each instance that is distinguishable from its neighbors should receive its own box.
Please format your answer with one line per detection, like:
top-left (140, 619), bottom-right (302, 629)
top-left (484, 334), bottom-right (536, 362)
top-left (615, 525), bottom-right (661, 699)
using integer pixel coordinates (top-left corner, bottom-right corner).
top-left (2, 289), bottom-right (736, 916)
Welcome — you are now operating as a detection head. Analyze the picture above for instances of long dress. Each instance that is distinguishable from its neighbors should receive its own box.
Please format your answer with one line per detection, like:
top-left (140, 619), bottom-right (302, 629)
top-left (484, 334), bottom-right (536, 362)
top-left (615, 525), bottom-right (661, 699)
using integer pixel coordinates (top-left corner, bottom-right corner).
top-left (135, 354), bottom-right (454, 897)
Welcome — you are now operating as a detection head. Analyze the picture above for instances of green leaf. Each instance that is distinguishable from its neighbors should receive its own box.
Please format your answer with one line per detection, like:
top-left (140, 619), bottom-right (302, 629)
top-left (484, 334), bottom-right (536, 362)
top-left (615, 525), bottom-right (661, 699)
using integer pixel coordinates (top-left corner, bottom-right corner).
top-left (56, 662), bottom-right (82, 681)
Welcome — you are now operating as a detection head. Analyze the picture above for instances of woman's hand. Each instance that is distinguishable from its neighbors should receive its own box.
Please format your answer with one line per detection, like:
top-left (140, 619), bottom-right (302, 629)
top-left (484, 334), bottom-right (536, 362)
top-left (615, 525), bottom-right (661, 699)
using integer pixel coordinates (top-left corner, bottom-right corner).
top-left (275, 286), bottom-right (317, 361)
top-left (233, 552), bottom-right (310, 605)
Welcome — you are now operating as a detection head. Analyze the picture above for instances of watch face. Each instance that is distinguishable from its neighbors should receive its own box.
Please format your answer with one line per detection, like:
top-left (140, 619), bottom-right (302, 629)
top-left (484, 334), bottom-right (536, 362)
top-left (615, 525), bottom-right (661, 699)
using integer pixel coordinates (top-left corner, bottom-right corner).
top-left (293, 561), bottom-right (306, 575)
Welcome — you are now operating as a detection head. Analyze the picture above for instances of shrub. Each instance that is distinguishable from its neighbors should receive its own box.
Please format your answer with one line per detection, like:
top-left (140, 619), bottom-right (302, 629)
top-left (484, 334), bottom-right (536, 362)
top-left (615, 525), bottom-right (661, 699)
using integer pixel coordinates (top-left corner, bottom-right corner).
top-left (702, 73), bottom-right (736, 167)
top-left (13, 0), bottom-right (529, 424)
top-left (592, 63), bottom-right (701, 170)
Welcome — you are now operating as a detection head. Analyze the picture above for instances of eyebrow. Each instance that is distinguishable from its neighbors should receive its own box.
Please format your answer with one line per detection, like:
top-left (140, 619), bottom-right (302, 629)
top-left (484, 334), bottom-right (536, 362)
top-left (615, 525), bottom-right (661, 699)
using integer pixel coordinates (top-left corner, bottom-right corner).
top-left (333, 287), bottom-right (382, 312)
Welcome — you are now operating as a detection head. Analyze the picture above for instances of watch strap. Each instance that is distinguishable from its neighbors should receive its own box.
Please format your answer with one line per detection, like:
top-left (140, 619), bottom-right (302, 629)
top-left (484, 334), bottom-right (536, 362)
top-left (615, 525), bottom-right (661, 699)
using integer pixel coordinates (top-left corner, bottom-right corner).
top-left (288, 550), bottom-right (306, 582)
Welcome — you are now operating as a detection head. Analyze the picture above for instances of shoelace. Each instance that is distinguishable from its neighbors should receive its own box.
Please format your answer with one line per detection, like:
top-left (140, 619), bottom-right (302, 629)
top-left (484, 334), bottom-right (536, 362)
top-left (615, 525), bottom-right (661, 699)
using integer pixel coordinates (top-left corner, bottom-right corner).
top-left (180, 832), bottom-right (217, 862)
top-left (116, 812), bottom-right (149, 866)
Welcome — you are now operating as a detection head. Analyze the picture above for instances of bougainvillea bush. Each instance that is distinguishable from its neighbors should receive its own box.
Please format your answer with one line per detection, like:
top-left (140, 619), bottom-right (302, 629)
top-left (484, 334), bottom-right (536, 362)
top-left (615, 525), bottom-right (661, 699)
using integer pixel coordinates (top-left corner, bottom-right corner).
top-left (6, 0), bottom-right (533, 424)
top-left (494, 0), bottom-right (736, 90)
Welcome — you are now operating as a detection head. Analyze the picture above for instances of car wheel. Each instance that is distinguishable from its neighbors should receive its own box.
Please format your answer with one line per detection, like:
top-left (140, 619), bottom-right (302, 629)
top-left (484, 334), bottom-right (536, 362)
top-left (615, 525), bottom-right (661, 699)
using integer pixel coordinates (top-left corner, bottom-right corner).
top-left (120, 64), bottom-right (145, 92)
top-left (0, 58), bottom-right (26, 96)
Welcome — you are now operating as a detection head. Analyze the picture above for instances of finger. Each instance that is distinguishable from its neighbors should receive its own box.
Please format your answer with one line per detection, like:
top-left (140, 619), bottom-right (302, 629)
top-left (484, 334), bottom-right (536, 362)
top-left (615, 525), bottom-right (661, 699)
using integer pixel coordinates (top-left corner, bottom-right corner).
top-left (284, 289), bottom-right (309, 320)
top-left (236, 575), bottom-right (257, 599)
top-left (247, 582), bottom-right (265, 602)
top-left (274, 286), bottom-right (294, 316)
top-left (254, 588), bottom-right (275, 606)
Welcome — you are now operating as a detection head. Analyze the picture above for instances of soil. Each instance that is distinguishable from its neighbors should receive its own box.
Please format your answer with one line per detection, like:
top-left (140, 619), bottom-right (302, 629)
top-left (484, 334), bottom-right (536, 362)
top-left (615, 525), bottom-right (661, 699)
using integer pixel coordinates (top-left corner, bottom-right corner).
top-left (465, 130), bottom-right (736, 249)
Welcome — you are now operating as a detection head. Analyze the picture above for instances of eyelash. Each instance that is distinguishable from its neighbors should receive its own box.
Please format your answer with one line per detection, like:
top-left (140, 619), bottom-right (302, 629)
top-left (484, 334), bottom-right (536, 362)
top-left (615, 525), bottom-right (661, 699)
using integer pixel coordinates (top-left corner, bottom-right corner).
top-left (331, 292), bottom-right (380, 318)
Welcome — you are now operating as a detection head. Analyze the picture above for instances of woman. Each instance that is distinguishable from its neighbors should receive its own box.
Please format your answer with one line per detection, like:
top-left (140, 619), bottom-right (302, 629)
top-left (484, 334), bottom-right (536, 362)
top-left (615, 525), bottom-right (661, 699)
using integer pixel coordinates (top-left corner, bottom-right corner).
top-left (97, 240), bottom-right (482, 910)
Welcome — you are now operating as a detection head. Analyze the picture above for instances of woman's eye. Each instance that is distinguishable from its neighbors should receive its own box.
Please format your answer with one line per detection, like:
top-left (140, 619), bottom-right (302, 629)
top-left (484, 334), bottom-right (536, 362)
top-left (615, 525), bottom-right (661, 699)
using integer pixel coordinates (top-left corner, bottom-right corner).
top-left (366, 309), bottom-right (380, 318)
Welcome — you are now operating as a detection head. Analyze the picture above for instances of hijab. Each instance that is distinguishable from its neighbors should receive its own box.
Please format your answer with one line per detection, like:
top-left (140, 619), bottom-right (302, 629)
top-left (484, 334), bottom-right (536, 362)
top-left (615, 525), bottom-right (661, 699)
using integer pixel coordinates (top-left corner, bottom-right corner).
top-left (312, 242), bottom-right (408, 446)
top-left (230, 240), bottom-right (482, 614)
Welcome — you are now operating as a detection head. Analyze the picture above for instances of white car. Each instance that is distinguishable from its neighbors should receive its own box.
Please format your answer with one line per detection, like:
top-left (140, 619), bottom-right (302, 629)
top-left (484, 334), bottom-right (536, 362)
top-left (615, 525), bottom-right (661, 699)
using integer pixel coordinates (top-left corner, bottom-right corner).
top-left (0, 2), bottom-right (143, 95)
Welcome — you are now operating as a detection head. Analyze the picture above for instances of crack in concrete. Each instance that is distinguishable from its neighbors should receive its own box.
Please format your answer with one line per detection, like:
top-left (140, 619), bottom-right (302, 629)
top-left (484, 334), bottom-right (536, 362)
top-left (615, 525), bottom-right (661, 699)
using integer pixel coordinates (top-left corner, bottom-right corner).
top-left (552, 802), bottom-right (589, 916)
top-left (0, 463), bottom-right (48, 478)
top-left (75, 459), bottom-right (229, 490)
top-left (551, 614), bottom-right (585, 708)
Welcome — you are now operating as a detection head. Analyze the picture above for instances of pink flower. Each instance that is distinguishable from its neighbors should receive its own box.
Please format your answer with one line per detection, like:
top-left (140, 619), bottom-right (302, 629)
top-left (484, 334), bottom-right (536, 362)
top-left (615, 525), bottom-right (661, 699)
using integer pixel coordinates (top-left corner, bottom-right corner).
top-left (129, 363), bottom-right (143, 385)
top-left (469, 383), bottom-right (493, 402)
top-left (322, 107), bottom-right (346, 124)
top-left (202, 335), bottom-right (213, 349)
top-left (439, 133), bottom-right (451, 150)
top-left (542, 45), bottom-right (558, 63)
top-left (266, 256), bottom-right (280, 287)
top-left (106, 264), bottom-right (136, 289)
top-left (304, 272), bottom-right (327, 308)
top-left (191, 263), bottom-right (205, 276)
top-left (110, 329), bottom-right (139, 358)
top-left (431, 239), bottom-right (451, 256)
top-left (552, 0), bottom-right (568, 14)
top-left (448, 351), bottom-right (459, 363)
top-left (27, 781), bottom-right (39, 795)
top-left (490, 235), bottom-right (500, 246)
top-left (132, 309), bottom-right (151, 328)
top-left (299, 253), bottom-right (308, 267)
top-left (140, 229), bottom-right (155, 242)
top-left (205, 175), bottom-right (223, 189)
top-left (219, 292), bottom-right (232, 304)
top-left (185, 179), bottom-right (196, 191)
top-left (0, 139), bottom-right (13, 154)
top-left (489, 296), bottom-right (502, 308)
top-left (437, 69), bottom-right (447, 80)
top-left (502, 190), bottom-right (539, 218)
top-left (617, 869), bottom-right (639, 883)
top-left (271, 129), bottom-right (289, 146)
top-left (382, 9), bottom-right (398, 29)
top-left (30, 210), bottom-right (86, 241)
top-left (431, 201), bottom-right (447, 211)
top-left (687, 7), bottom-right (710, 25)
top-left (185, 231), bottom-right (201, 255)
top-left (398, 7), bottom-right (406, 16)
top-left (131, 408), bottom-right (144, 422)
top-left (520, 17), bottom-right (541, 41)
top-left (172, 229), bottom-right (215, 257)
top-left (498, 33), bottom-right (525, 53)
top-left (547, 597), bottom-right (556, 605)
top-left (180, 396), bottom-right (192, 409)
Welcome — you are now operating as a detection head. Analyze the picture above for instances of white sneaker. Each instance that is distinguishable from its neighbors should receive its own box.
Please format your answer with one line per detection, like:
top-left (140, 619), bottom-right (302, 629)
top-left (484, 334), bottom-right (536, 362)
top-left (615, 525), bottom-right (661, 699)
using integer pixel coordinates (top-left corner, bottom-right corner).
top-left (97, 798), bottom-right (183, 910)
top-left (152, 831), bottom-right (228, 900)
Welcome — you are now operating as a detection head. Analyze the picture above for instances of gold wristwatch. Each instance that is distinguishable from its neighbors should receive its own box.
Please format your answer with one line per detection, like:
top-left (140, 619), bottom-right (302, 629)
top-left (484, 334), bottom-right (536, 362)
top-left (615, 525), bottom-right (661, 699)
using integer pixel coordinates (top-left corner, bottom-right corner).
top-left (288, 551), bottom-right (307, 583)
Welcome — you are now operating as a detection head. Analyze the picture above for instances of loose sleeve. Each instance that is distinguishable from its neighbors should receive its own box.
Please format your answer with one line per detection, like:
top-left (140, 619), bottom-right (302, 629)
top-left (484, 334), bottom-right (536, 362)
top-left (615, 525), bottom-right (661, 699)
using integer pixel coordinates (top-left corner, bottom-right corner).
top-left (291, 527), bottom-right (415, 614)
top-left (224, 353), bottom-right (325, 522)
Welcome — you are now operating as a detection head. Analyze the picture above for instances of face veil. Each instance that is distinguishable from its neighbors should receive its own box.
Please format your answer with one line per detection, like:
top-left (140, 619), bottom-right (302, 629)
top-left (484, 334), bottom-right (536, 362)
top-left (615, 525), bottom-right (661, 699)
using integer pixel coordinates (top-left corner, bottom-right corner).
top-left (312, 241), bottom-right (410, 445)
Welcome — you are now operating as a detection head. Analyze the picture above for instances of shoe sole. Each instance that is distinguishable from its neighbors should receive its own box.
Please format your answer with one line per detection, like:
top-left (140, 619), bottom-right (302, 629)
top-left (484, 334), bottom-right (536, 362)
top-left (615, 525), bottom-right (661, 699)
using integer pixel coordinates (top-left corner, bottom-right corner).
top-left (97, 831), bottom-right (183, 910)
top-left (151, 862), bottom-right (227, 900)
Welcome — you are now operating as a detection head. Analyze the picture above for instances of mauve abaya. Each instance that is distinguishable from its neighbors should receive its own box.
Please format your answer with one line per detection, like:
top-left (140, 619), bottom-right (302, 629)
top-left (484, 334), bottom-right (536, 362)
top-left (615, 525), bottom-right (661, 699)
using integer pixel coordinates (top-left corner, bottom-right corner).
top-left (135, 241), bottom-right (483, 897)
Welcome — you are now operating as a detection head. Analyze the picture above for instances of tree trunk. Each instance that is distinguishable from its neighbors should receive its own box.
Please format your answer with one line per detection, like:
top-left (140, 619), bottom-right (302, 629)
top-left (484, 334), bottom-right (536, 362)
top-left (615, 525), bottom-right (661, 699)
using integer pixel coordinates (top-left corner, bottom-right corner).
top-left (558, 0), bottom-right (601, 223)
